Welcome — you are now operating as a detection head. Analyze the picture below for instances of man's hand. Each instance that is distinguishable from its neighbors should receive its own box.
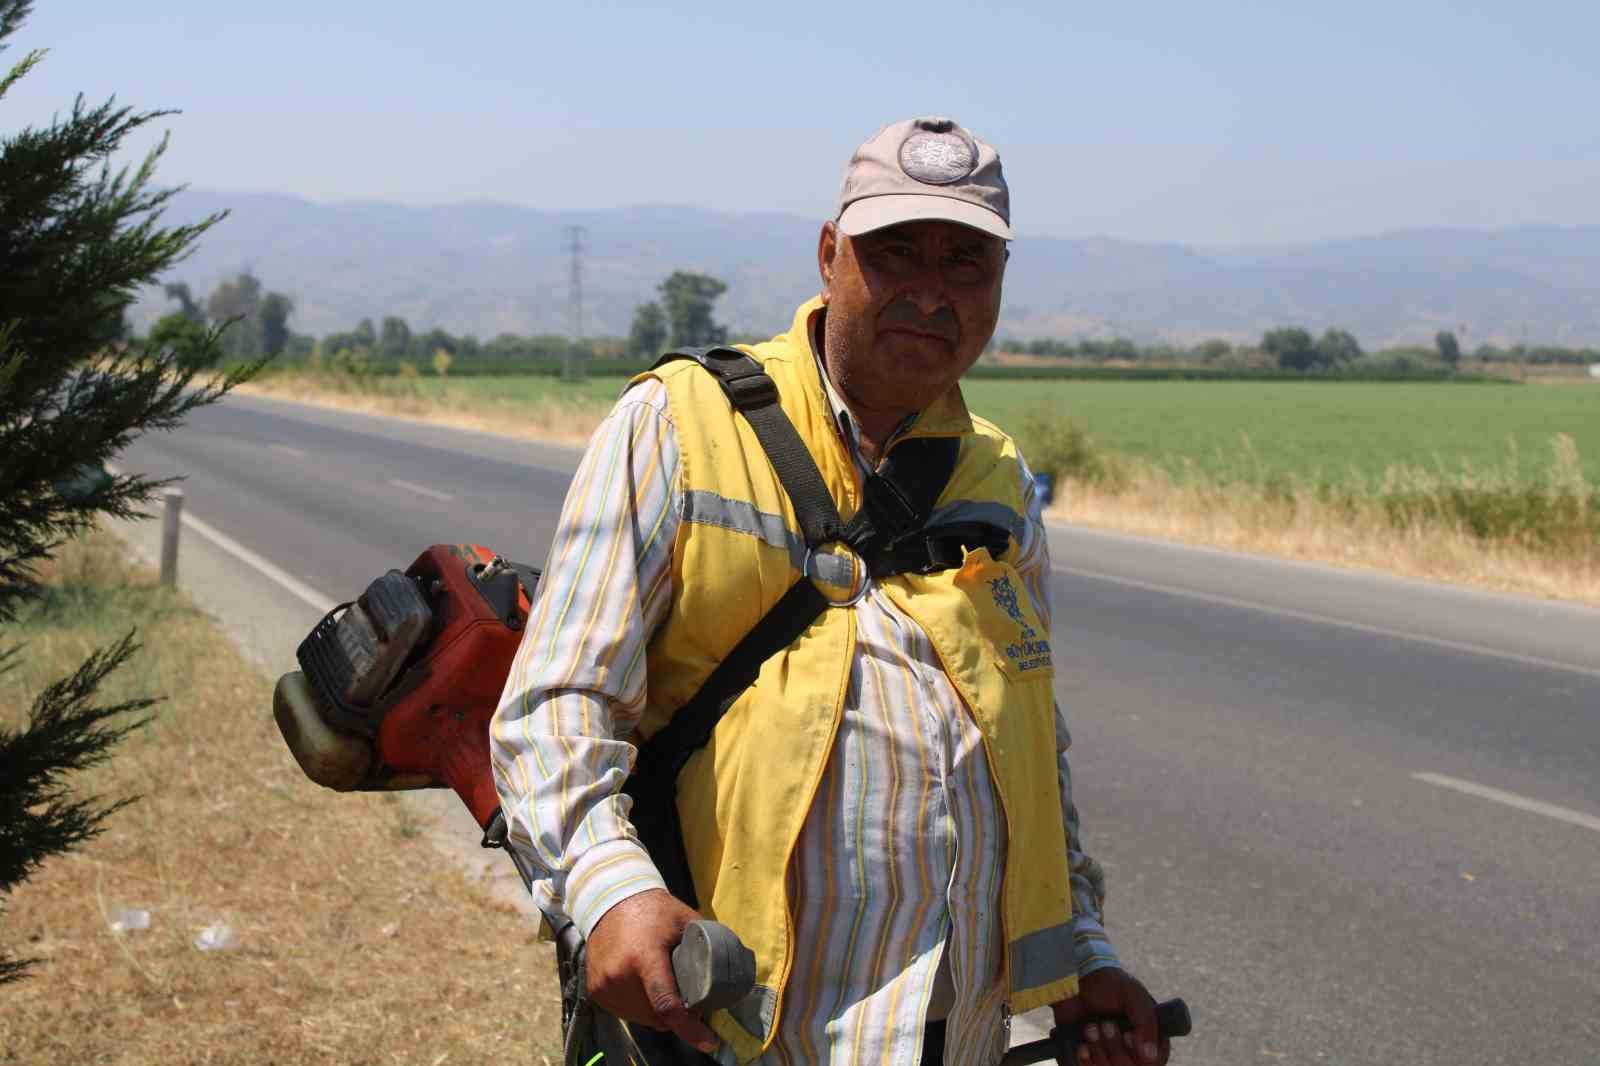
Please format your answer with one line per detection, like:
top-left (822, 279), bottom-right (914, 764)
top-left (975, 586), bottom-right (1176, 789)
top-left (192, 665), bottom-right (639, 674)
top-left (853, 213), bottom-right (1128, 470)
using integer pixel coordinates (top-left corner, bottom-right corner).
top-left (585, 888), bottom-right (720, 1054)
top-left (1051, 968), bottom-right (1170, 1066)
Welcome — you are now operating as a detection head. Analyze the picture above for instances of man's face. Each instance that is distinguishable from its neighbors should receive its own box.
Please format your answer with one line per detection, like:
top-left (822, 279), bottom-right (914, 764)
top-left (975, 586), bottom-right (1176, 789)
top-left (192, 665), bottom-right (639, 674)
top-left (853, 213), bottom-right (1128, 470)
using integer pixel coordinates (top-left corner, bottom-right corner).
top-left (818, 218), bottom-right (1006, 420)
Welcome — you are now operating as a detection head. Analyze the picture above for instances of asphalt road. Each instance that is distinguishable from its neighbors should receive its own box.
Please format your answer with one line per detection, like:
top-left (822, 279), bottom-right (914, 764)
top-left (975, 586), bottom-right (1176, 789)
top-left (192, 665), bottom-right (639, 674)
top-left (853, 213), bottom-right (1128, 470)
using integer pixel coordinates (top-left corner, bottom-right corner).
top-left (115, 393), bottom-right (1600, 1065)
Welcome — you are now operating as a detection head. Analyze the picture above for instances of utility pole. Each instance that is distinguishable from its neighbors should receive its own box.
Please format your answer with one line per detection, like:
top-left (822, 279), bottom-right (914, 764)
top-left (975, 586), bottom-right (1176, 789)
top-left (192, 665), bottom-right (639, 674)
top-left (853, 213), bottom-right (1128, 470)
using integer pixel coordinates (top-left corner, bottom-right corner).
top-left (566, 224), bottom-right (586, 382)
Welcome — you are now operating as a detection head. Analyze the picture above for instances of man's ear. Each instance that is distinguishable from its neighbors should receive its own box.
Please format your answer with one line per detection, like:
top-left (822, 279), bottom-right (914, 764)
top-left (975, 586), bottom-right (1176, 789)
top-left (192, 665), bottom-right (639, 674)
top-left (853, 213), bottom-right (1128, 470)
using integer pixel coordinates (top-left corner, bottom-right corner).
top-left (817, 221), bottom-right (839, 304)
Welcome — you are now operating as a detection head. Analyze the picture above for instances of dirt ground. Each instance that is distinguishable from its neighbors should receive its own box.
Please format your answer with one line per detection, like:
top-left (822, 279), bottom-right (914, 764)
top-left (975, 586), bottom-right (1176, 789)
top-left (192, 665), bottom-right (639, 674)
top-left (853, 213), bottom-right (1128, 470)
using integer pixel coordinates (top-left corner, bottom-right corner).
top-left (0, 531), bottom-right (567, 1065)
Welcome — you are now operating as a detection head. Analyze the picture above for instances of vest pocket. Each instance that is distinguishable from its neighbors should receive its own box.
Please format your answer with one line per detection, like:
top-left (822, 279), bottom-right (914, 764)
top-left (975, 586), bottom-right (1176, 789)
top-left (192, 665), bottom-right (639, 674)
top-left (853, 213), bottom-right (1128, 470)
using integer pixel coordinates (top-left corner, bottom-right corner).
top-left (951, 548), bottom-right (1054, 683)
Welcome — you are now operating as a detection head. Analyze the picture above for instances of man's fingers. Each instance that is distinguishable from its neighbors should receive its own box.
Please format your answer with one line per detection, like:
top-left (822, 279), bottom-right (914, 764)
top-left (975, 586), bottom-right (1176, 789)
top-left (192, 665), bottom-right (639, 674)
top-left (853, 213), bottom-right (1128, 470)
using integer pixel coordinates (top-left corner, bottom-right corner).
top-left (666, 1011), bottom-right (720, 1055)
top-left (1053, 996), bottom-right (1088, 1025)
top-left (1079, 1022), bottom-right (1122, 1066)
top-left (641, 954), bottom-right (719, 1054)
top-left (1120, 982), bottom-right (1161, 1064)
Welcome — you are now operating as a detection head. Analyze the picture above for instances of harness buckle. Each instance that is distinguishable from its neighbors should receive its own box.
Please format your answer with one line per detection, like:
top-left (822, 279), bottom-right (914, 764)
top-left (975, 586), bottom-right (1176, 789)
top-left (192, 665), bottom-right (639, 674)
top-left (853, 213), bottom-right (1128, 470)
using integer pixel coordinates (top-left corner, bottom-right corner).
top-left (802, 542), bottom-right (873, 608)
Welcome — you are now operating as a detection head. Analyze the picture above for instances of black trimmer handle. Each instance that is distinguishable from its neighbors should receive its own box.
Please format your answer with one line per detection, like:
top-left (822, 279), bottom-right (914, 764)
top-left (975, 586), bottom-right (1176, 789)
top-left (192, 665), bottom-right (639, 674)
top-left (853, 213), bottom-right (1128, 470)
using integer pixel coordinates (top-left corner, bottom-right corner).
top-left (1000, 998), bottom-right (1191, 1065)
top-left (672, 919), bottom-right (757, 1012)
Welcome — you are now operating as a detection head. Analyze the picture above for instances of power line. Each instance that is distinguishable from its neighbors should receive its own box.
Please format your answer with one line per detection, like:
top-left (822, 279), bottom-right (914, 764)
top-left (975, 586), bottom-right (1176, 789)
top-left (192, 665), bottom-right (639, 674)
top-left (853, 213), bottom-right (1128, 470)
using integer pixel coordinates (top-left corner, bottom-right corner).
top-left (567, 225), bottom-right (585, 340)
top-left (566, 225), bottom-right (585, 381)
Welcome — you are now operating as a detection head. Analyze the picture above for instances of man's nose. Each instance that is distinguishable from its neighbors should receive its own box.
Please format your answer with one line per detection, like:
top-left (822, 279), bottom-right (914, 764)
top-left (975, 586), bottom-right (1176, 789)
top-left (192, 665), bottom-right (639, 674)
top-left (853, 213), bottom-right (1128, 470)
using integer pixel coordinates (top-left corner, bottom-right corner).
top-left (901, 270), bottom-right (949, 316)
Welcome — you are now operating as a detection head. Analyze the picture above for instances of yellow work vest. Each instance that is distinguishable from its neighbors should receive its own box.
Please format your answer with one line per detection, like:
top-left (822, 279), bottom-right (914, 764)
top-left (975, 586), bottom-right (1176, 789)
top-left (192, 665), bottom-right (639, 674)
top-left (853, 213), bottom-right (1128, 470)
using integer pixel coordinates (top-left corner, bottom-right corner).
top-left (632, 298), bottom-right (1077, 1061)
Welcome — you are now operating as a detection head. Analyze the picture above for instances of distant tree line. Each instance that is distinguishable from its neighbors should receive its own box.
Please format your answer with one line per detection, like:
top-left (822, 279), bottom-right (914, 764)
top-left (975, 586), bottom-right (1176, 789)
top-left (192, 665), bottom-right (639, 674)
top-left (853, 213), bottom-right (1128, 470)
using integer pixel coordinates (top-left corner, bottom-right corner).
top-left (176, 261), bottom-right (1599, 380)
top-left (1001, 327), bottom-right (1600, 373)
top-left (269, 269), bottom-right (736, 377)
top-left (1465, 342), bottom-right (1598, 366)
top-left (312, 315), bottom-right (628, 375)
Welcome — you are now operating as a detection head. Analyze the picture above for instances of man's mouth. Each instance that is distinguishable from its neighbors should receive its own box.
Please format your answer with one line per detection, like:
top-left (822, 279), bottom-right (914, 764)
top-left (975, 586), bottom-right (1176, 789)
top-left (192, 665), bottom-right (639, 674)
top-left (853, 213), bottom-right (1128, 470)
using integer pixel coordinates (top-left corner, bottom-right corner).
top-left (881, 326), bottom-right (953, 343)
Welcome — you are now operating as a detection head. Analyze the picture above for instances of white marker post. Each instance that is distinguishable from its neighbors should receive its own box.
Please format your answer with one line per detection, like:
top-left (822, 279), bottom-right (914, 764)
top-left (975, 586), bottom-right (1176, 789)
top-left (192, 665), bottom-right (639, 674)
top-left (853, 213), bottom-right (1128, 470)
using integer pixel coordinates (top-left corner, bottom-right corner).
top-left (160, 488), bottom-right (184, 586)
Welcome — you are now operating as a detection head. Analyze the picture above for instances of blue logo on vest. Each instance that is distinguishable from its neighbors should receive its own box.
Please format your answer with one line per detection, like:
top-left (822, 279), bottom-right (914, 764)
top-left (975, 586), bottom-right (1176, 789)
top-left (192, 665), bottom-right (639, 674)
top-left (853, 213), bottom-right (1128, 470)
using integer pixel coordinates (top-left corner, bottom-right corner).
top-left (989, 575), bottom-right (1052, 672)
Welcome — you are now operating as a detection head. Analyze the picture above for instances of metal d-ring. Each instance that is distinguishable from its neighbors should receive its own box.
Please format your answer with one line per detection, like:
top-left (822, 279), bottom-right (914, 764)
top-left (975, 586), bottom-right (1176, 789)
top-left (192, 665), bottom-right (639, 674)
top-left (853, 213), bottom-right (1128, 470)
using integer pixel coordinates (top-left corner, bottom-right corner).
top-left (803, 541), bottom-right (873, 608)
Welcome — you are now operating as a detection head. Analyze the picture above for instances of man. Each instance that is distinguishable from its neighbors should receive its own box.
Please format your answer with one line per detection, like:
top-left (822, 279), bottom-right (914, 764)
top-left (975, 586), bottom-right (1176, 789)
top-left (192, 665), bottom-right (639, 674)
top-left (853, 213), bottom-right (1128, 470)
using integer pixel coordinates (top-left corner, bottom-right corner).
top-left (490, 117), bottom-right (1169, 1066)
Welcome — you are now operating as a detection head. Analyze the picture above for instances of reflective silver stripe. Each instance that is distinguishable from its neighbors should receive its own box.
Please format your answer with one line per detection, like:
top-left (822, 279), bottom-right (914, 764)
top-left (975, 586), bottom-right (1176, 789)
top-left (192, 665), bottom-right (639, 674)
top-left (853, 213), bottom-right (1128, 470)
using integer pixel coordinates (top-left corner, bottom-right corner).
top-left (727, 982), bottom-right (779, 1042)
top-left (682, 489), bottom-right (853, 587)
top-left (928, 499), bottom-right (1025, 544)
top-left (1010, 922), bottom-right (1078, 993)
top-left (683, 489), bottom-right (792, 551)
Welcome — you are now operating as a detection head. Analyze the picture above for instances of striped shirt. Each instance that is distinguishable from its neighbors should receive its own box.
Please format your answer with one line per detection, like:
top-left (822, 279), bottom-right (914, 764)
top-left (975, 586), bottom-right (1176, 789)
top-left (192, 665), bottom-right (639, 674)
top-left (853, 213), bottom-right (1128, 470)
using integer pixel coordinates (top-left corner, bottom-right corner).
top-left (490, 375), bottom-right (1119, 1066)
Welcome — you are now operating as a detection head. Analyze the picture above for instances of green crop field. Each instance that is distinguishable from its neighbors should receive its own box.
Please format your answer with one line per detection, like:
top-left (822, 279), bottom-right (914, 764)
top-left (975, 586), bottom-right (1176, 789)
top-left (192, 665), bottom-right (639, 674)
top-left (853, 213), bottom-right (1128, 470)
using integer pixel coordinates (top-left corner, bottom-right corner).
top-left (419, 372), bottom-right (629, 411)
top-left (961, 379), bottom-right (1600, 487)
top-left (415, 374), bottom-right (1600, 488)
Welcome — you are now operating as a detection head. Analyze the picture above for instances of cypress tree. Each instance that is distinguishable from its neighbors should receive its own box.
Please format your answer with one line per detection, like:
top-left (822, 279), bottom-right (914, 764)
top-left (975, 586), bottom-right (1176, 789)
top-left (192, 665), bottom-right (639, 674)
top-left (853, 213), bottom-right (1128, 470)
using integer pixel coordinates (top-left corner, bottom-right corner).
top-left (0, 0), bottom-right (266, 983)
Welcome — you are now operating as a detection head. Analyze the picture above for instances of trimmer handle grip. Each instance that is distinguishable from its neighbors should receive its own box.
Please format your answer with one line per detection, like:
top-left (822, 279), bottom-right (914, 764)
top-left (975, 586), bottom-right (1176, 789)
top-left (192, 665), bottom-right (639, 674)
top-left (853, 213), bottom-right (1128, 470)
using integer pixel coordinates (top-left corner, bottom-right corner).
top-left (1154, 998), bottom-right (1192, 1038)
top-left (672, 919), bottom-right (757, 1012)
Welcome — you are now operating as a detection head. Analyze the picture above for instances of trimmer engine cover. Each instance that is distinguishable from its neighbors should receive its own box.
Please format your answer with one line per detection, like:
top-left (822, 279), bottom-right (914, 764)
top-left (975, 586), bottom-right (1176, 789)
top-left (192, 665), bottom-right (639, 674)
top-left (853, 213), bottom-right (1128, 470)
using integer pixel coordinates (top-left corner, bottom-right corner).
top-left (284, 543), bottom-right (540, 830)
top-left (298, 570), bottom-right (433, 735)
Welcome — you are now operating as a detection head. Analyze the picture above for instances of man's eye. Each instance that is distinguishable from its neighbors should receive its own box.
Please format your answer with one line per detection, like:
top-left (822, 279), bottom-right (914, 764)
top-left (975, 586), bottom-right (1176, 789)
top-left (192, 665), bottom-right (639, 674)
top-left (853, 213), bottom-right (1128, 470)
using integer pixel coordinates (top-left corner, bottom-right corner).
top-left (947, 254), bottom-right (985, 279)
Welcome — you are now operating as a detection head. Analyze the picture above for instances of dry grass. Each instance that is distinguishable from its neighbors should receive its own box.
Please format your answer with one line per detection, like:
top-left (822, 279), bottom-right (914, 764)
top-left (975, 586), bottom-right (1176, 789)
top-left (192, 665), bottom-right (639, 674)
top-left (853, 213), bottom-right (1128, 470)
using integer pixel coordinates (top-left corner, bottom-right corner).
top-left (1046, 446), bottom-right (1600, 605)
top-left (235, 370), bottom-right (605, 449)
top-left (0, 530), bottom-right (564, 1065)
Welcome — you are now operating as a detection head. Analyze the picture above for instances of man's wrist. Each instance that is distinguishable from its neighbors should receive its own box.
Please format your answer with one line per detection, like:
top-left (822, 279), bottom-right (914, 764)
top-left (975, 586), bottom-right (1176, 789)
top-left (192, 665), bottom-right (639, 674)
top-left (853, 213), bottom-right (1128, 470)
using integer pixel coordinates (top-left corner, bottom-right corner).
top-left (565, 837), bottom-right (670, 939)
top-left (1070, 914), bottom-right (1122, 978)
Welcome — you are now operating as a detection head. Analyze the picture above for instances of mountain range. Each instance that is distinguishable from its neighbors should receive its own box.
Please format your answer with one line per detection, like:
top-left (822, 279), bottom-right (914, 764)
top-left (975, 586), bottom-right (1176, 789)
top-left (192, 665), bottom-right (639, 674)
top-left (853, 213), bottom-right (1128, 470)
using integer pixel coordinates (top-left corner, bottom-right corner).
top-left (138, 190), bottom-right (1600, 349)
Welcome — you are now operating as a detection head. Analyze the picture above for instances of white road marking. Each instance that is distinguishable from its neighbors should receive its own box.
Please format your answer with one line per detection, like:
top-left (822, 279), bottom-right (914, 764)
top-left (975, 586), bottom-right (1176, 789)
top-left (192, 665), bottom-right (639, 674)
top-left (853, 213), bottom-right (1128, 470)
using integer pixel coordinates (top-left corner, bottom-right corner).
top-left (389, 478), bottom-right (455, 502)
top-left (268, 443), bottom-right (306, 458)
top-left (178, 512), bottom-right (338, 615)
top-left (1412, 772), bottom-right (1600, 833)
top-left (1054, 564), bottom-right (1600, 681)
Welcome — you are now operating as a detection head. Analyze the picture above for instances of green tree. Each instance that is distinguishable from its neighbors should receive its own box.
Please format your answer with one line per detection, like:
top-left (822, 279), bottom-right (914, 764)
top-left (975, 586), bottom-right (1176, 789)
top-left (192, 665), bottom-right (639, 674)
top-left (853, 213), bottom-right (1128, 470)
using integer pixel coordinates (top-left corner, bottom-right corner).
top-left (330, 345), bottom-right (375, 377)
top-left (379, 315), bottom-right (411, 360)
top-left (1435, 330), bottom-right (1461, 371)
top-left (658, 271), bottom-right (728, 349)
top-left (1315, 328), bottom-right (1363, 367)
top-left (628, 301), bottom-right (667, 359)
top-left (205, 270), bottom-right (263, 361)
top-left (147, 311), bottom-right (212, 370)
top-left (0, 0), bottom-right (266, 984)
top-left (418, 327), bottom-right (455, 357)
top-left (161, 281), bottom-right (204, 325)
top-left (1262, 326), bottom-right (1318, 371)
top-left (1103, 338), bottom-right (1139, 362)
top-left (196, 272), bottom-right (293, 358)
top-left (485, 332), bottom-right (528, 360)
top-left (258, 291), bottom-right (293, 356)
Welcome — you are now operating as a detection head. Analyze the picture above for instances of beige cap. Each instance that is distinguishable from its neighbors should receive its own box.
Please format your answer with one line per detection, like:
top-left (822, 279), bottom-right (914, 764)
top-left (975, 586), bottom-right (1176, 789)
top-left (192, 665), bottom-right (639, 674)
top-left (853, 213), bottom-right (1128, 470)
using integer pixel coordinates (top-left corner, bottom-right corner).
top-left (834, 116), bottom-right (1011, 240)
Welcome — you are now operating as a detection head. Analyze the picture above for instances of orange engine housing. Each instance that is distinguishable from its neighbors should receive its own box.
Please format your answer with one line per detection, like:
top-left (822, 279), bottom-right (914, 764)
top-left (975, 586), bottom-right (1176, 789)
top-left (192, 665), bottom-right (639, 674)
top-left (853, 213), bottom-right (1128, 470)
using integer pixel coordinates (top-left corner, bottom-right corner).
top-left (284, 544), bottom-right (538, 833)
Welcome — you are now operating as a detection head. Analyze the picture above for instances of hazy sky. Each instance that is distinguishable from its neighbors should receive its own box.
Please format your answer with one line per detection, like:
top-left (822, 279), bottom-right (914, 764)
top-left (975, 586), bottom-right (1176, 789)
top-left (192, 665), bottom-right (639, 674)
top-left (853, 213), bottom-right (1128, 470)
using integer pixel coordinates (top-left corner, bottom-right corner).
top-left (7, 1), bottom-right (1598, 245)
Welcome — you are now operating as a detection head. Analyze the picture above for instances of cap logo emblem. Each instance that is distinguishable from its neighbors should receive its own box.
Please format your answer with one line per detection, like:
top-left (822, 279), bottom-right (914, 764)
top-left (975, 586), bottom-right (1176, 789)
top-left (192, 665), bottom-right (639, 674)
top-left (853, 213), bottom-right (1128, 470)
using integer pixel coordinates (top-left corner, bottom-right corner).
top-left (898, 130), bottom-right (976, 185)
